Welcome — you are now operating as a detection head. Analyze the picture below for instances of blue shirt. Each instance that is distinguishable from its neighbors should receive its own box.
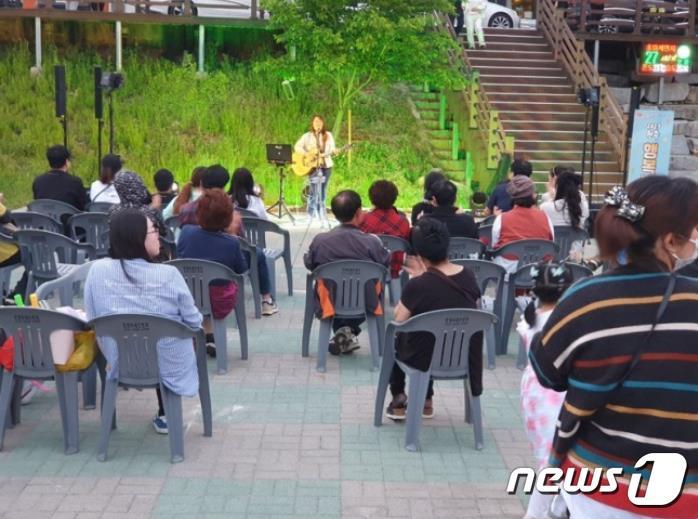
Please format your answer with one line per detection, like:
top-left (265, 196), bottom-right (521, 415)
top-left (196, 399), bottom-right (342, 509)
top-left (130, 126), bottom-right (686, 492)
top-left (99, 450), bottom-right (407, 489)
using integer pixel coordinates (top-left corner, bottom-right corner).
top-left (177, 225), bottom-right (248, 275)
top-left (84, 258), bottom-right (203, 397)
top-left (486, 181), bottom-right (512, 213)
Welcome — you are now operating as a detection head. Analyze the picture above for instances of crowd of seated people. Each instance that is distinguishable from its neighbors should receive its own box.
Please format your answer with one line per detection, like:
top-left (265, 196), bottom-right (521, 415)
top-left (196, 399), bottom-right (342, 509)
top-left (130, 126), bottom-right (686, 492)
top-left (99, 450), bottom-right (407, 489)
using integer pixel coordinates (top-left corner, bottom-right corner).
top-left (13, 145), bottom-right (698, 519)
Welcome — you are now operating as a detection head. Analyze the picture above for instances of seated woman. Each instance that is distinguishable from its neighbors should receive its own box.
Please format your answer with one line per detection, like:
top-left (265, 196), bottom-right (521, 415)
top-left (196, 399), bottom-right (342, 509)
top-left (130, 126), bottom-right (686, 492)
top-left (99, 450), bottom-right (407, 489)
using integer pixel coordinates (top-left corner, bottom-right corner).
top-left (359, 180), bottom-right (410, 279)
top-left (90, 154), bottom-right (122, 204)
top-left (85, 208), bottom-right (203, 434)
top-left (162, 166), bottom-right (205, 221)
top-left (229, 167), bottom-right (267, 219)
top-left (386, 218), bottom-right (482, 420)
top-left (492, 175), bottom-right (554, 273)
top-left (410, 169), bottom-right (445, 225)
top-left (177, 190), bottom-right (278, 319)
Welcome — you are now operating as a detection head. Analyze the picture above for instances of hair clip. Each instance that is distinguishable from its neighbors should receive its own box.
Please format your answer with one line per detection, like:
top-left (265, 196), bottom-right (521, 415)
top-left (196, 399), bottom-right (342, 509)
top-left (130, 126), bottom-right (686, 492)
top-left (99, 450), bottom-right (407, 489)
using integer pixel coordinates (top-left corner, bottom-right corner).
top-left (604, 186), bottom-right (645, 223)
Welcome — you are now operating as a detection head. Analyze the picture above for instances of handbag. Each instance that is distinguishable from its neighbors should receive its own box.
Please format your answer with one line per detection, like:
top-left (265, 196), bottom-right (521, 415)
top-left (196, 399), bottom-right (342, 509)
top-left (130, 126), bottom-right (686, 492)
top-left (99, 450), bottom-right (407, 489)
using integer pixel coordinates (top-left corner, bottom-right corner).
top-left (55, 331), bottom-right (97, 373)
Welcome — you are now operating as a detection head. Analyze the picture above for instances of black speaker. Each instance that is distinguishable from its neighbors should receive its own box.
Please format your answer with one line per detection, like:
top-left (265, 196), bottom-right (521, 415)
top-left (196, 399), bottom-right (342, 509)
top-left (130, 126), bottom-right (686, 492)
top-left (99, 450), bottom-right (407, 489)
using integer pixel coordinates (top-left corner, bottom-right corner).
top-left (54, 65), bottom-right (66, 118)
top-left (94, 66), bottom-right (103, 119)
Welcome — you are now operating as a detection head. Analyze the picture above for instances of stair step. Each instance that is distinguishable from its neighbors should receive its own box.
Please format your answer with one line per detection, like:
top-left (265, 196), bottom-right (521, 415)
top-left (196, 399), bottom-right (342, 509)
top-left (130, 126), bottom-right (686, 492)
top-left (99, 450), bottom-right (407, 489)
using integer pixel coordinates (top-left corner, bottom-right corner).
top-left (460, 34), bottom-right (546, 45)
top-left (469, 49), bottom-right (555, 59)
top-left (489, 92), bottom-right (579, 102)
top-left (411, 91), bottom-right (439, 101)
top-left (431, 140), bottom-right (452, 151)
top-left (420, 111), bottom-right (439, 121)
top-left (439, 160), bottom-right (468, 171)
top-left (467, 41), bottom-right (552, 52)
top-left (422, 120), bottom-right (441, 130)
top-left (470, 57), bottom-right (560, 66)
top-left (479, 75), bottom-right (570, 86)
top-left (473, 65), bottom-right (566, 73)
top-left (532, 172), bottom-right (622, 182)
top-left (428, 129), bottom-right (451, 139)
top-left (517, 148), bottom-right (616, 157)
top-left (492, 102), bottom-right (585, 114)
top-left (485, 84), bottom-right (574, 94)
top-left (532, 160), bottom-right (621, 173)
top-left (503, 120), bottom-right (588, 131)
top-left (515, 140), bottom-right (613, 152)
top-left (506, 129), bottom-right (606, 140)
top-left (482, 28), bottom-right (542, 36)
top-left (494, 112), bottom-right (587, 122)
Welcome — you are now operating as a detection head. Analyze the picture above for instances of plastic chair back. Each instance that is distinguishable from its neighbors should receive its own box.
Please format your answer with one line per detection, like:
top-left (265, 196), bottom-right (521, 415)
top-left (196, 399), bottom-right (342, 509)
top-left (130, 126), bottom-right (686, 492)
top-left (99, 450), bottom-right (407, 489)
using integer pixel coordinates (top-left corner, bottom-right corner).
top-left (166, 259), bottom-right (243, 317)
top-left (35, 261), bottom-right (95, 308)
top-left (28, 199), bottom-right (80, 222)
top-left (448, 237), bottom-right (485, 260)
top-left (553, 225), bottom-right (589, 260)
top-left (385, 308), bottom-right (496, 379)
top-left (312, 260), bottom-right (388, 317)
top-left (15, 229), bottom-right (95, 282)
top-left (236, 207), bottom-right (258, 218)
top-left (377, 234), bottom-right (412, 255)
top-left (68, 212), bottom-right (110, 257)
top-left (0, 307), bottom-right (86, 379)
top-left (241, 216), bottom-right (288, 251)
top-left (478, 224), bottom-right (493, 246)
top-left (491, 239), bottom-right (559, 268)
top-left (11, 211), bottom-right (63, 234)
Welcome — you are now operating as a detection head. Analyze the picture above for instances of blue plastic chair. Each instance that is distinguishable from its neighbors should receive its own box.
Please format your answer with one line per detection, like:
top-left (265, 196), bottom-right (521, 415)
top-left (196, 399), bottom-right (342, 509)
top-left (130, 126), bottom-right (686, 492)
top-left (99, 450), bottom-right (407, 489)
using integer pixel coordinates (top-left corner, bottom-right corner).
top-left (89, 313), bottom-right (211, 463)
top-left (301, 260), bottom-right (387, 372)
top-left (374, 308), bottom-right (497, 452)
top-left (167, 259), bottom-right (248, 374)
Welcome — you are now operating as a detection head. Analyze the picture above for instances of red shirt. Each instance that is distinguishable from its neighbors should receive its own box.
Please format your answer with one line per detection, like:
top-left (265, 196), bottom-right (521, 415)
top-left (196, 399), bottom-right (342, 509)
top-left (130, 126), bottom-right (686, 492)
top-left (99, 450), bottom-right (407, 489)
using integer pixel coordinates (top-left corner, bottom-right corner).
top-left (360, 208), bottom-right (410, 277)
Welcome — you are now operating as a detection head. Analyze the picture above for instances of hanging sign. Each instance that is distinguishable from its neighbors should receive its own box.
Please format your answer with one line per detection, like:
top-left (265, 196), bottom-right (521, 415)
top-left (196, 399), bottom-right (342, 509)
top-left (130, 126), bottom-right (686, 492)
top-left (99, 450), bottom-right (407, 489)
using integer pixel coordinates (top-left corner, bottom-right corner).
top-left (627, 110), bottom-right (674, 183)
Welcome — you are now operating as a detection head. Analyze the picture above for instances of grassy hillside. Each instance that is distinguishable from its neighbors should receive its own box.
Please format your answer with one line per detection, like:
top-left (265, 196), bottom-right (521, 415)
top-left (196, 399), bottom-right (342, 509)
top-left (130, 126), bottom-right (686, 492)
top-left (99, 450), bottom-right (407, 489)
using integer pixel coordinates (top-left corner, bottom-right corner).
top-left (0, 45), bottom-right (436, 209)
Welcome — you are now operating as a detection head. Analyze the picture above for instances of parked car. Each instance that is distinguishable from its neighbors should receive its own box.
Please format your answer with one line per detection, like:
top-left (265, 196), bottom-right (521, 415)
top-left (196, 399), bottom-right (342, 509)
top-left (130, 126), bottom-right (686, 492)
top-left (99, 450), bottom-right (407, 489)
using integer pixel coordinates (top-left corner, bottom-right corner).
top-left (480, 2), bottom-right (520, 28)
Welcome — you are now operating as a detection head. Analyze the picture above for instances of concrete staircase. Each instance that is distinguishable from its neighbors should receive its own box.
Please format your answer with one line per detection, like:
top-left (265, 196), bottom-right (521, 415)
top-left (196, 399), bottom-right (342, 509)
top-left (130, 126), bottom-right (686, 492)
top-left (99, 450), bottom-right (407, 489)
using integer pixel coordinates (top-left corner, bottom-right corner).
top-left (463, 28), bottom-right (624, 199)
top-left (409, 87), bottom-right (469, 181)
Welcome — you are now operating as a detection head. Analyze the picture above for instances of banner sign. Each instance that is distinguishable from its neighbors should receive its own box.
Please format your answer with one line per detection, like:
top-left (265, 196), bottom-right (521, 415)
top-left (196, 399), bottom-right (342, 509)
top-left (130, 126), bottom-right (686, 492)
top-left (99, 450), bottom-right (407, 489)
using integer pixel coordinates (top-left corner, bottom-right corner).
top-left (628, 109), bottom-right (674, 184)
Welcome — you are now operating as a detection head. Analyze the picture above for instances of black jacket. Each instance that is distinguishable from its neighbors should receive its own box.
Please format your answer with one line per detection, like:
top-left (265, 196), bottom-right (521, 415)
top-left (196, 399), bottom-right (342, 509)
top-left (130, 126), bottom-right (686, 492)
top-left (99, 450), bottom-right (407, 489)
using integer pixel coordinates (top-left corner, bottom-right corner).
top-left (32, 170), bottom-right (88, 211)
top-left (429, 206), bottom-right (478, 238)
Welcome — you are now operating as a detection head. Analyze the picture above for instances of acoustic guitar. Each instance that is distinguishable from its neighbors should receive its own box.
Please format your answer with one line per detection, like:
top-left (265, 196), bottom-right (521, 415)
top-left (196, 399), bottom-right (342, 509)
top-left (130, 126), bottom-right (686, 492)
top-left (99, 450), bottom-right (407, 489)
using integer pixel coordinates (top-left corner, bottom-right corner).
top-left (291, 144), bottom-right (353, 177)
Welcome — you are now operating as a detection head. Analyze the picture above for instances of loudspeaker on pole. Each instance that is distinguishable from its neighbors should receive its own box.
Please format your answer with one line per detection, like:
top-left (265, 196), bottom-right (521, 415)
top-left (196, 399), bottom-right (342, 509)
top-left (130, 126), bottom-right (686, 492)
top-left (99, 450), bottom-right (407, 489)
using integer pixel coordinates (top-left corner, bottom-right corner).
top-left (54, 65), bottom-right (66, 118)
top-left (94, 66), bottom-right (103, 120)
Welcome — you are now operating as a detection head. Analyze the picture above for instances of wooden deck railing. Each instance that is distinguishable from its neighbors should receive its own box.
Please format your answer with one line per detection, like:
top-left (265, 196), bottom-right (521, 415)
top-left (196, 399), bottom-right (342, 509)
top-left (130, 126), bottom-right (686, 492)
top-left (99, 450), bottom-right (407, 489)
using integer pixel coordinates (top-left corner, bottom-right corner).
top-left (558, 0), bottom-right (697, 40)
top-left (540, 0), bottom-right (627, 172)
top-left (436, 12), bottom-right (514, 171)
top-left (0, 0), bottom-right (261, 20)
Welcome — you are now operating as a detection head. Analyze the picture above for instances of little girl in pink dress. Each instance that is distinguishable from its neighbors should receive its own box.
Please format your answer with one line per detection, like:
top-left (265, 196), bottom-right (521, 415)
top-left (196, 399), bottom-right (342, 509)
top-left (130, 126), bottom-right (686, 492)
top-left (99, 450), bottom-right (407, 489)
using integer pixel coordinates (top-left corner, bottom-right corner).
top-left (517, 262), bottom-right (573, 519)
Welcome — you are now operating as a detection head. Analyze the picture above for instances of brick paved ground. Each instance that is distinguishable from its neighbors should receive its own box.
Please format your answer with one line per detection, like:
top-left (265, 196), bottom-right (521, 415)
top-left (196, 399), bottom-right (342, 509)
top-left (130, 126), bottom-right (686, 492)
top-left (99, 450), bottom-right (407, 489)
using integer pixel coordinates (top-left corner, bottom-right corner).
top-left (0, 218), bottom-right (535, 519)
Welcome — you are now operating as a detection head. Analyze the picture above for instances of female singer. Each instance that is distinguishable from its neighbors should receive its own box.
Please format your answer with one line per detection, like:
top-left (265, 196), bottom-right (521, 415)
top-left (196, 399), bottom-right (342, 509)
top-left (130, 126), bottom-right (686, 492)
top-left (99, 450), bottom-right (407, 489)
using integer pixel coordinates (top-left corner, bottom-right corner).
top-left (294, 115), bottom-right (336, 220)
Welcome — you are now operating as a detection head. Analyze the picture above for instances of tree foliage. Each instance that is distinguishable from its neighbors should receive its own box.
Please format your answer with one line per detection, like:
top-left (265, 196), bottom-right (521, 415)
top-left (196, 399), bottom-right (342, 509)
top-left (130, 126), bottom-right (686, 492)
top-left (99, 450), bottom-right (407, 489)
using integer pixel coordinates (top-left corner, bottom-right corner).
top-left (261, 0), bottom-right (462, 133)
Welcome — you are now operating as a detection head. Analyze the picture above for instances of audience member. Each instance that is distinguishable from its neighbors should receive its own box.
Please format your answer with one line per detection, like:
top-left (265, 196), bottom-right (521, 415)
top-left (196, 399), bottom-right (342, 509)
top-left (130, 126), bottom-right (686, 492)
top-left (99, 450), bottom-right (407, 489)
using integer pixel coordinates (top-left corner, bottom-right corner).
top-left (32, 145), bottom-right (88, 210)
top-left (229, 167), bottom-right (267, 219)
top-left (90, 154), bottom-right (122, 204)
top-left (486, 159), bottom-right (532, 215)
top-left (359, 180), bottom-right (410, 278)
top-left (85, 208), bottom-right (203, 435)
top-left (385, 218), bottom-right (482, 420)
top-left (179, 190), bottom-right (277, 320)
top-left (411, 169), bottom-right (445, 225)
top-left (530, 177), bottom-right (698, 517)
top-left (163, 166), bottom-right (205, 220)
top-left (428, 180), bottom-right (477, 238)
top-left (540, 171), bottom-right (589, 260)
top-left (541, 165), bottom-right (575, 204)
top-left (152, 169), bottom-right (178, 208)
top-left (517, 261), bottom-right (572, 519)
top-left (304, 190), bottom-right (390, 355)
top-left (179, 165), bottom-right (242, 236)
top-left (112, 170), bottom-right (166, 237)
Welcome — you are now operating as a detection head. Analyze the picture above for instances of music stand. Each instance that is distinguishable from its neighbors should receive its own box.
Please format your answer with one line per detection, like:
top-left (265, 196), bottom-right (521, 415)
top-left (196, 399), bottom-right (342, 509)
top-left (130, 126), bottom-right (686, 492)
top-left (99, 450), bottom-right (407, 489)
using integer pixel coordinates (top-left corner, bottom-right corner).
top-left (265, 144), bottom-right (295, 223)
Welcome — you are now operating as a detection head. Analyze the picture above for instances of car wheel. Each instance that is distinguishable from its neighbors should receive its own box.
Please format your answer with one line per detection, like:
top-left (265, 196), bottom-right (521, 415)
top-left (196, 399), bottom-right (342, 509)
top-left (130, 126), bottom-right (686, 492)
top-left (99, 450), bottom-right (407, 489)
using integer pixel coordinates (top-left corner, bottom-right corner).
top-left (488, 13), bottom-right (513, 28)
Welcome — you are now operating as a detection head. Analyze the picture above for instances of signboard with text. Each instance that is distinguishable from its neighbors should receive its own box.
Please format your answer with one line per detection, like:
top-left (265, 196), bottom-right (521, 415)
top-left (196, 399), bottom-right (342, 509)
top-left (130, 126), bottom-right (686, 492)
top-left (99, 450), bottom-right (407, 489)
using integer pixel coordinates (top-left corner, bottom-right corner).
top-left (639, 43), bottom-right (692, 76)
top-left (628, 110), bottom-right (674, 184)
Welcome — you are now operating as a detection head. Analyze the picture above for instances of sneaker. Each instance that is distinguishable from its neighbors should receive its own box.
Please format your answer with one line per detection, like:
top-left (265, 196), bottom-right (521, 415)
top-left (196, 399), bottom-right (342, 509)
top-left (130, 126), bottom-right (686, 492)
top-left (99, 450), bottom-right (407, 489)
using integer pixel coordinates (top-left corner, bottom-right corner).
top-left (340, 332), bottom-right (360, 354)
top-left (422, 399), bottom-right (435, 419)
top-left (262, 299), bottom-right (279, 316)
top-left (386, 394), bottom-right (407, 421)
top-left (328, 326), bottom-right (351, 356)
top-left (20, 381), bottom-right (38, 405)
top-left (205, 334), bottom-right (217, 358)
top-left (153, 414), bottom-right (168, 434)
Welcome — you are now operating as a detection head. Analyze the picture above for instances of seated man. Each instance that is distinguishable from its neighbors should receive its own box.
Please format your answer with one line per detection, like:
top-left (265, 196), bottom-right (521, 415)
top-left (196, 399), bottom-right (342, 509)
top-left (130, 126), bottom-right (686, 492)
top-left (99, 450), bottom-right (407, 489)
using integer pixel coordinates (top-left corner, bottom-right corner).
top-left (428, 180), bottom-right (478, 238)
top-left (304, 190), bottom-right (390, 355)
top-left (386, 218), bottom-right (482, 420)
top-left (359, 179), bottom-right (410, 278)
top-left (152, 168), bottom-right (178, 208)
top-left (32, 145), bottom-right (88, 211)
top-left (486, 159), bottom-right (532, 216)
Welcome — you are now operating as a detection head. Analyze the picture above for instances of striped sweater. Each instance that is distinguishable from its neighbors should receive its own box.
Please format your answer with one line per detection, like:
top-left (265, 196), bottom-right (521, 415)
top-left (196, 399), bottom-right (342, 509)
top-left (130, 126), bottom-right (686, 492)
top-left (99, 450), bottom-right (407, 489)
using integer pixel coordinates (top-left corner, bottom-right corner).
top-left (530, 266), bottom-right (698, 517)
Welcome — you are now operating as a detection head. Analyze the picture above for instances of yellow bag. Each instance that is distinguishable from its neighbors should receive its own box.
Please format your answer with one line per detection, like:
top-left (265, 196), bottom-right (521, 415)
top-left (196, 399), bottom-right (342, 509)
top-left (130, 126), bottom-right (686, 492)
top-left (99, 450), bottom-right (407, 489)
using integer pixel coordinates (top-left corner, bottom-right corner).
top-left (56, 331), bottom-right (97, 373)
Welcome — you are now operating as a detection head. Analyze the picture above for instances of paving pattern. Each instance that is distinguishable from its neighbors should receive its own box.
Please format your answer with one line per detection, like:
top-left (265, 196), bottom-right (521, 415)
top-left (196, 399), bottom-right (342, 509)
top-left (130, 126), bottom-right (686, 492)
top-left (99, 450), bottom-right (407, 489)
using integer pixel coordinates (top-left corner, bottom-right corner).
top-left (0, 221), bottom-right (535, 518)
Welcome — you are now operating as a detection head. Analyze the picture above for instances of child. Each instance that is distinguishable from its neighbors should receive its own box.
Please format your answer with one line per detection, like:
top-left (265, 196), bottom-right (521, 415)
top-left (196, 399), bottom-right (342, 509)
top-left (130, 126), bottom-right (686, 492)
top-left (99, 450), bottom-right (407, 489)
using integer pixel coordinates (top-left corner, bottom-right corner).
top-left (517, 261), bottom-right (573, 519)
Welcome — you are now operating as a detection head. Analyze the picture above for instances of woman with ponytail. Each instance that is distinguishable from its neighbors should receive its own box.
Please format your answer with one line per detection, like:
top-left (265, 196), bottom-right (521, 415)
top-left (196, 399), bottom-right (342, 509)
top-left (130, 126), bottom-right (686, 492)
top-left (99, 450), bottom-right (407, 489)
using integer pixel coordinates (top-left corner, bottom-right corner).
top-left (530, 176), bottom-right (698, 518)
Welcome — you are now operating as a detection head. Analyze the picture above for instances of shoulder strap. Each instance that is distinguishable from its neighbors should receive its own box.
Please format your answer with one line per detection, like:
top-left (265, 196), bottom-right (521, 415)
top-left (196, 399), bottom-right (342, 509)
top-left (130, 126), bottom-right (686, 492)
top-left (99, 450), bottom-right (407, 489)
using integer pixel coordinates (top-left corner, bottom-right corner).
top-left (93, 183), bottom-right (112, 202)
top-left (426, 267), bottom-right (471, 299)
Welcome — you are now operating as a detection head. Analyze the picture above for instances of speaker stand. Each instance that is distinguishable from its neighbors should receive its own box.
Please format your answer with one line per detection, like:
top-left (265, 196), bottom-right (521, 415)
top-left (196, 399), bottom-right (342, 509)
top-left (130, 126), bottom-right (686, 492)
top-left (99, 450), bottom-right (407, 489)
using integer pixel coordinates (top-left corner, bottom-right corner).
top-left (267, 164), bottom-right (295, 224)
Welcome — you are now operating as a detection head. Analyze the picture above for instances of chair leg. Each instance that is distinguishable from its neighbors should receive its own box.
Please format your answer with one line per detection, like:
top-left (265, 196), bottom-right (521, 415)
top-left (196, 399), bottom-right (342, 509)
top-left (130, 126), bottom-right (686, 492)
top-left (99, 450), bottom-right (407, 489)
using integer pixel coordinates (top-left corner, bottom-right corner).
top-left (248, 265), bottom-right (262, 319)
top-left (486, 326), bottom-right (496, 370)
top-left (366, 316), bottom-right (381, 371)
top-left (301, 287), bottom-right (313, 358)
top-left (0, 371), bottom-right (15, 451)
top-left (516, 335), bottom-right (528, 370)
top-left (97, 379), bottom-right (119, 461)
top-left (61, 372), bottom-right (80, 454)
top-left (81, 364), bottom-right (97, 410)
top-left (373, 352), bottom-right (394, 427)
top-left (464, 380), bottom-right (484, 450)
top-left (266, 256), bottom-right (277, 301)
top-left (283, 251), bottom-right (293, 295)
top-left (499, 281), bottom-right (516, 355)
top-left (316, 319), bottom-right (332, 373)
top-left (9, 375), bottom-right (21, 427)
top-left (213, 317), bottom-right (229, 375)
top-left (404, 368), bottom-right (431, 452)
top-left (161, 384), bottom-right (184, 463)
